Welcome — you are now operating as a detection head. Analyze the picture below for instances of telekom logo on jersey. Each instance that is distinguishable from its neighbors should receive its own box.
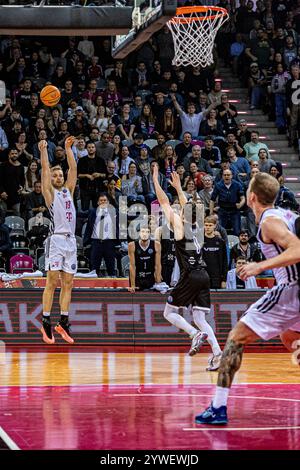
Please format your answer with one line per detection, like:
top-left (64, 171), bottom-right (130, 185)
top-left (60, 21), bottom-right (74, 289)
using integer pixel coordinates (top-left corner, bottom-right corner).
top-left (0, 302), bottom-right (249, 333)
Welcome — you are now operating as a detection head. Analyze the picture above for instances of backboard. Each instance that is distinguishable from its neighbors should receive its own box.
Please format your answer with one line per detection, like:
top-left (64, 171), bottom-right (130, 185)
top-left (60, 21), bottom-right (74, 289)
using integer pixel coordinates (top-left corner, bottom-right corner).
top-left (112, 0), bottom-right (178, 59)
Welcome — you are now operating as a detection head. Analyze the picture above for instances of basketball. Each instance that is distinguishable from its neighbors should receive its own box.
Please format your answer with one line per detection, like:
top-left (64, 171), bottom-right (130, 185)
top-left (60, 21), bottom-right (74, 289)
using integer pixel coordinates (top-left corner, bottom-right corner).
top-left (40, 85), bottom-right (61, 107)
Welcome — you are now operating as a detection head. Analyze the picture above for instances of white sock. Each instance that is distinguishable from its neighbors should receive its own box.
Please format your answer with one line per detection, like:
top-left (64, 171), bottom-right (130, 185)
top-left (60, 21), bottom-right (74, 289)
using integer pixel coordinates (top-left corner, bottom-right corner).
top-left (43, 312), bottom-right (50, 317)
top-left (60, 311), bottom-right (68, 317)
top-left (192, 307), bottom-right (222, 355)
top-left (212, 386), bottom-right (230, 408)
top-left (164, 304), bottom-right (197, 337)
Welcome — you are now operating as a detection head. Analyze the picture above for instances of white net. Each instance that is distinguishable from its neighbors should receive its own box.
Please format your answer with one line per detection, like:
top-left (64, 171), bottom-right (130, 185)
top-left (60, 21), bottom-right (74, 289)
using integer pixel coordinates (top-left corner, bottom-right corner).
top-left (167, 6), bottom-right (229, 68)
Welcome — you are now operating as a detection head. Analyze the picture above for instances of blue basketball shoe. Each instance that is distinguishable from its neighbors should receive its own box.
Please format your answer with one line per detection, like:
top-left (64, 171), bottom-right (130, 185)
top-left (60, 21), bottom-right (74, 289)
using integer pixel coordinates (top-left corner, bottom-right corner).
top-left (195, 403), bottom-right (228, 425)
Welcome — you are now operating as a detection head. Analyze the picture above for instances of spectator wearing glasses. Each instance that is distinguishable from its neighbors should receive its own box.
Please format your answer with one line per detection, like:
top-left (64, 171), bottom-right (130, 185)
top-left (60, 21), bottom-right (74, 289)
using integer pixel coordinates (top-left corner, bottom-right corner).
top-left (236, 119), bottom-right (251, 147)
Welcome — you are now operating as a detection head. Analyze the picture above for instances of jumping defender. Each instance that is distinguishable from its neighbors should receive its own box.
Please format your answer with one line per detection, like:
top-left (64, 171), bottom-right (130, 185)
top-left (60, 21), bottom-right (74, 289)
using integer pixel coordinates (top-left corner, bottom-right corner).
top-left (153, 164), bottom-right (221, 361)
top-left (39, 137), bottom-right (77, 344)
top-left (196, 173), bottom-right (300, 425)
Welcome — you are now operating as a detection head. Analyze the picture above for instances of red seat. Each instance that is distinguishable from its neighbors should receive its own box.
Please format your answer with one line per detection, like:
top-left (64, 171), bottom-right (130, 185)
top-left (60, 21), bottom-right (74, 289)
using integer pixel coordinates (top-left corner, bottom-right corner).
top-left (10, 254), bottom-right (34, 274)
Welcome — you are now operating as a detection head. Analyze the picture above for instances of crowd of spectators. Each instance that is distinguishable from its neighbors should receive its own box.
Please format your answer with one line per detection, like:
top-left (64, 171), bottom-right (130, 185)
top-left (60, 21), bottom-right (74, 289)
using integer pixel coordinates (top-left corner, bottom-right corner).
top-left (0, 0), bottom-right (299, 281)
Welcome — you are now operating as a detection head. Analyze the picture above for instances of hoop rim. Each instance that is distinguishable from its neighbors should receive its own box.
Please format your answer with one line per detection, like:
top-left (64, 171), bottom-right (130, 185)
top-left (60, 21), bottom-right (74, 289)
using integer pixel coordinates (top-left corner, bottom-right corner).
top-left (169, 5), bottom-right (228, 24)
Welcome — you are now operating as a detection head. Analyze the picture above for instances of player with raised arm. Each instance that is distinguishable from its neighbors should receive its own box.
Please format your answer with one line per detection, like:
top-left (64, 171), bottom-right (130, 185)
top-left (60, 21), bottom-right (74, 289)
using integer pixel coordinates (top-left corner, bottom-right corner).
top-left (40, 136), bottom-right (77, 345)
top-left (152, 163), bottom-right (214, 357)
top-left (196, 173), bottom-right (300, 425)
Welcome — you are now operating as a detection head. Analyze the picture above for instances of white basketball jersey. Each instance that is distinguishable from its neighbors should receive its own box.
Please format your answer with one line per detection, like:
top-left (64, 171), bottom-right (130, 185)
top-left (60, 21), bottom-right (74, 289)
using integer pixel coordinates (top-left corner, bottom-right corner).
top-left (257, 207), bottom-right (300, 285)
top-left (48, 188), bottom-right (76, 236)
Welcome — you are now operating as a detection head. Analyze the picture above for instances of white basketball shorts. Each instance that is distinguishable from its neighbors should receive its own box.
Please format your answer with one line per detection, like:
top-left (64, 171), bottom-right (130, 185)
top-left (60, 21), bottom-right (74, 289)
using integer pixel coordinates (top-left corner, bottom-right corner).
top-left (240, 281), bottom-right (300, 340)
top-left (45, 234), bottom-right (77, 275)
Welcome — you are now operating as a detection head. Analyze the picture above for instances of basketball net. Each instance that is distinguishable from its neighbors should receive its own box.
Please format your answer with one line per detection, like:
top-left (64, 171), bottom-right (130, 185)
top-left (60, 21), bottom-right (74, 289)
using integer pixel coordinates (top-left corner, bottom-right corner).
top-left (167, 6), bottom-right (229, 68)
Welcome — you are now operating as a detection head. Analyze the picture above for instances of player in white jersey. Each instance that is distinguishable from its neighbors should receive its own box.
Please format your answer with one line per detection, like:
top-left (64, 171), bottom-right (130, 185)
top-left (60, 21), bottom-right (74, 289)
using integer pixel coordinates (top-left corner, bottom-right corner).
top-left (39, 137), bottom-right (77, 345)
top-left (196, 173), bottom-right (300, 425)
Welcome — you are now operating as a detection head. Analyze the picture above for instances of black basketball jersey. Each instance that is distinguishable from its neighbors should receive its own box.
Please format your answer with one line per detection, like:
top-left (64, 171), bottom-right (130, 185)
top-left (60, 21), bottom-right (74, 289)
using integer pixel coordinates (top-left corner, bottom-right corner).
top-left (161, 225), bottom-right (176, 266)
top-left (175, 223), bottom-right (206, 274)
top-left (134, 240), bottom-right (155, 282)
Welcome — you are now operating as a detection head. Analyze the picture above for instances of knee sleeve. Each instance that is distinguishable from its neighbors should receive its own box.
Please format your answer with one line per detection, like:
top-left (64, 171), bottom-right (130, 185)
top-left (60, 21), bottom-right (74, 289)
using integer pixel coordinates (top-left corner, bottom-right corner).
top-left (163, 303), bottom-right (180, 321)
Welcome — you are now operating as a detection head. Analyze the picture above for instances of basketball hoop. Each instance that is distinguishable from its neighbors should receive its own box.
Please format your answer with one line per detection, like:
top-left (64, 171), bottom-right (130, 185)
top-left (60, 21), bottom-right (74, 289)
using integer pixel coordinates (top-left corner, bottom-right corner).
top-left (167, 6), bottom-right (229, 68)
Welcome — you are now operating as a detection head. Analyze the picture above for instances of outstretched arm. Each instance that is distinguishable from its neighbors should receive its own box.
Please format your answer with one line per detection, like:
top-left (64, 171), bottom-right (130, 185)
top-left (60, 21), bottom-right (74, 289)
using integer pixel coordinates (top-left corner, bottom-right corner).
top-left (240, 217), bottom-right (300, 279)
top-left (39, 140), bottom-right (53, 207)
top-left (65, 136), bottom-right (77, 196)
top-left (152, 164), bottom-right (183, 239)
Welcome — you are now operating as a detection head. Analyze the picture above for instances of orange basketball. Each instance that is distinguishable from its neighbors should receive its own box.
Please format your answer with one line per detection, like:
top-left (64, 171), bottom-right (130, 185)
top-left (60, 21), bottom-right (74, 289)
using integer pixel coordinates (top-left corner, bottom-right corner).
top-left (40, 85), bottom-right (61, 107)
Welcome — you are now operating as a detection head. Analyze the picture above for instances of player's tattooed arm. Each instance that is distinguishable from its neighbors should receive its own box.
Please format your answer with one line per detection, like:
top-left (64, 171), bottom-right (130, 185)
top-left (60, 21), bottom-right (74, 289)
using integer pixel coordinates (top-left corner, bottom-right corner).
top-left (217, 339), bottom-right (244, 388)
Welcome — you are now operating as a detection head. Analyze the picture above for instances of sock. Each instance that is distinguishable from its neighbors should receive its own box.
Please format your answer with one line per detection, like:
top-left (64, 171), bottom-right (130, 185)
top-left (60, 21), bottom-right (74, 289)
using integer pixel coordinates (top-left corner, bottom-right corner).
top-left (60, 311), bottom-right (69, 322)
top-left (164, 304), bottom-right (198, 337)
top-left (192, 307), bottom-right (222, 355)
top-left (43, 312), bottom-right (50, 322)
top-left (212, 386), bottom-right (230, 408)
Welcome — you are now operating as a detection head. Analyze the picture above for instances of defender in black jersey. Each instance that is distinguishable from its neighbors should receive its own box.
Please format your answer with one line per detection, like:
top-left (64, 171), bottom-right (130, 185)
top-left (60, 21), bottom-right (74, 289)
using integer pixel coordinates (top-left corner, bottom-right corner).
top-left (155, 223), bottom-right (176, 286)
top-left (128, 226), bottom-right (161, 292)
top-left (152, 164), bottom-right (215, 357)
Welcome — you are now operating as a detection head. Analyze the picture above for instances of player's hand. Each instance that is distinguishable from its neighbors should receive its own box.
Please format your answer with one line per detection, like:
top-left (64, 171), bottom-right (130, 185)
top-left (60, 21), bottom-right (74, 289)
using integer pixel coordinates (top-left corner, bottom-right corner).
top-left (128, 286), bottom-right (137, 293)
top-left (239, 262), bottom-right (261, 280)
top-left (65, 136), bottom-right (76, 149)
top-left (38, 140), bottom-right (48, 151)
top-left (169, 172), bottom-right (182, 191)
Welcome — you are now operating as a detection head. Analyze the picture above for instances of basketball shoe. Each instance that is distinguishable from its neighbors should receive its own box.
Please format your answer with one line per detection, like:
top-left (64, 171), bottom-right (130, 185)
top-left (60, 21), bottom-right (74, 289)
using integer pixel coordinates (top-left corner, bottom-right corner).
top-left (206, 352), bottom-right (222, 371)
top-left (55, 317), bottom-right (74, 344)
top-left (41, 317), bottom-right (55, 344)
top-left (188, 331), bottom-right (208, 356)
top-left (195, 403), bottom-right (228, 425)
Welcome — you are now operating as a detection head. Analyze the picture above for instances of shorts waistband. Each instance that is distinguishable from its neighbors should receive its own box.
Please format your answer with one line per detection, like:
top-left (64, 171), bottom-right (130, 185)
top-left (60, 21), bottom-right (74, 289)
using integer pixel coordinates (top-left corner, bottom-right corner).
top-left (51, 233), bottom-right (75, 238)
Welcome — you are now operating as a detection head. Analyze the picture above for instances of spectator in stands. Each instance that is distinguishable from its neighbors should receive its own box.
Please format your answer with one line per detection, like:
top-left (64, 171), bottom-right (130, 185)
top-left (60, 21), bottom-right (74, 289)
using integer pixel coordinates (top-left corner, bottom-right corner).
top-left (136, 146), bottom-right (153, 177)
top-left (275, 175), bottom-right (298, 211)
top-left (270, 62), bottom-right (290, 133)
top-left (0, 147), bottom-right (25, 217)
top-left (129, 133), bottom-right (151, 160)
top-left (121, 162), bottom-right (145, 206)
top-left (114, 145), bottom-right (135, 177)
top-left (113, 103), bottom-right (135, 142)
top-left (158, 144), bottom-right (177, 180)
top-left (184, 145), bottom-right (213, 175)
top-left (90, 105), bottom-right (111, 133)
top-left (152, 134), bottom-right (166, 162)
top-left (23, 160), bottom-right (40, 193)
top-left (102, 161), bottom-right (121, 192)
top-left (135, 103), bottom-right (157, 139)
top-left (202, 215), bottom-right (228, 289)
top-left (229, 229), bottom-right (261, 268)
top-left (207, 80), bottom-right (223, 106)
top-left (15, 131), bottom-right (34, 167)
top-left (157, 107), bottom-right (179, 140)
top-left (199, 175), bottom-right (214, 215)
top-left (210, 168), bottom-right (245, 236)
top-left (183, 178), bottom-right (198, 201)
top-left (243, 130), bottom-right (270, 161)
top-left (130, 95), bottom-right (143, 121)
top-left (108, 60), bottom-right (129, 96)
top-left (237, 119), bottom-right (251, 147)
top-left (83, 193), bottom-right (118, 277)
top-left (102, 80), bottom-right (122, 113)
top-left (26, 180), bottom-right (49, 221)
top-left (230, 33), bottom-right (246, 76)
top-left (199, 108), bottom-right (224, 141)
top-left (175, 132), bottom-right (193, 164)
top-left (72, 136), bottom-right (88, 161)
top-left (226, 256), bottom-right (258, 289)
top-left (286, 64), bottom-right (300, 148)
top-left (216, 94), bottom-right (238, 135)
top-left (227, 147), bottom-right (251, 183)
top-left (95, 131), bottom-right (114, 163)
top-left (171, 94), bottom-right (214, 139)
top-left (248, 62), bottom-right (267, 110)
top-left (77, 141), bottom-right (106, 210)
top-left (0, 123), bottom-right (9, 155)
top-left (107, 179), bottom-right (121, 209)
top-left (51, 146), bottom-right (69, 180)
top-left (33, 130), bottom-right (56, 164)
top-left (201, 136), bottom-right (221, 173)
top-left (257, 148), bottom-right (277, 173)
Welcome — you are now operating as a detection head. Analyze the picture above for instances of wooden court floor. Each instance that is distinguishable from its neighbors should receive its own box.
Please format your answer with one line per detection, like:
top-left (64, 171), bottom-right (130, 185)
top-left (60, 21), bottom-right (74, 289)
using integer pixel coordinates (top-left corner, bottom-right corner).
top-left (0, 351), bottom-right (299, 450)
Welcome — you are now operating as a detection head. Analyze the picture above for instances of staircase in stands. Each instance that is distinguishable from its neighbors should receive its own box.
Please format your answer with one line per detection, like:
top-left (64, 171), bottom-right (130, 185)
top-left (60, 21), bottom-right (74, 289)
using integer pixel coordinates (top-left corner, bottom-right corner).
top-left (219, 66), bottom-right (300, 203)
